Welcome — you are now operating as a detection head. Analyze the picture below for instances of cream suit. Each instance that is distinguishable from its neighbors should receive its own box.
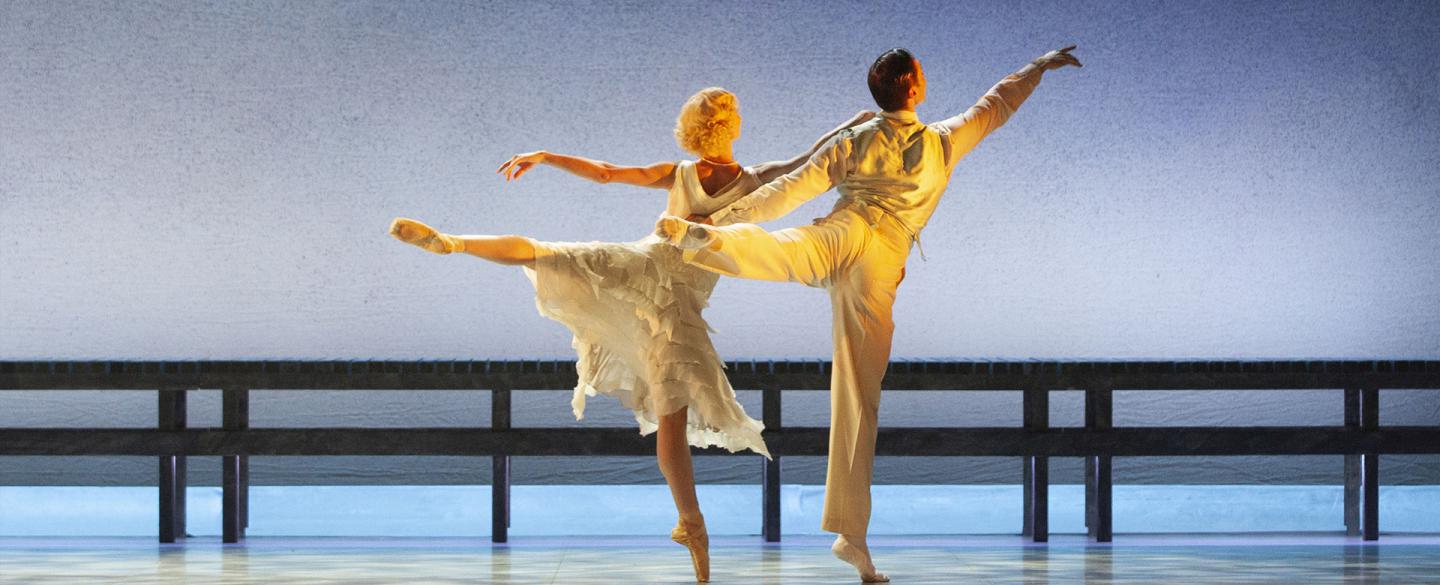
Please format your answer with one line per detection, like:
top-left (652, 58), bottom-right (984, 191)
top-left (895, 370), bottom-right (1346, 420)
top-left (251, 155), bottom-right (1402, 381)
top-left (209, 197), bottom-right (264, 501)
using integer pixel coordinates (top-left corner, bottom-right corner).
top-left (675, 63), bottom-right (1050, 536)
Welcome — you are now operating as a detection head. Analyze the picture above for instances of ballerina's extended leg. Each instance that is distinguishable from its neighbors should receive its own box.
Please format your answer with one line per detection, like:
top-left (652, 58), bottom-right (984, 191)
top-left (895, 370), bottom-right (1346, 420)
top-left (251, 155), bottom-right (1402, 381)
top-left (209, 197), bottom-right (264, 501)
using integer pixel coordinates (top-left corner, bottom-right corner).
top-left (390, 217), bottom-right (465, 254)
top-left (389, 217), bottom-right (537, 267)
top-left (833, 533), bottom-right (889, 583)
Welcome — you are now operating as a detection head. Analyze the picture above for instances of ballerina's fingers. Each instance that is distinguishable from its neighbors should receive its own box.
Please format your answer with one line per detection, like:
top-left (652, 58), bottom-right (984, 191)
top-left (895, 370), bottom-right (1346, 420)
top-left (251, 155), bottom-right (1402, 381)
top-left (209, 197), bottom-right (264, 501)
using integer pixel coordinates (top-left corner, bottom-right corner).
top-left (497, 155), bottom-right (523, 179)
top-left (507, 162), bottom-right (534, 181)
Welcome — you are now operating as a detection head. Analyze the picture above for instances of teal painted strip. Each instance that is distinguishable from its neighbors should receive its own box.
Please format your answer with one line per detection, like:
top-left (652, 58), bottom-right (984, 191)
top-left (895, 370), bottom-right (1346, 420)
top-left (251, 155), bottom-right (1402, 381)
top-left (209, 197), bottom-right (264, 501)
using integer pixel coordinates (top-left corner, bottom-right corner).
top-left (1, 486), bottom-right (1437, 537)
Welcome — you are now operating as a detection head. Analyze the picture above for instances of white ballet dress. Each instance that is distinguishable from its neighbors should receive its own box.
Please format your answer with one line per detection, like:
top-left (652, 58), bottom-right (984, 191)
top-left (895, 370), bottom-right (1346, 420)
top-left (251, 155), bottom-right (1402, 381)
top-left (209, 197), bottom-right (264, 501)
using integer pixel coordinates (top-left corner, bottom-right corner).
top-left (522, 161), bottom-right (770, 457)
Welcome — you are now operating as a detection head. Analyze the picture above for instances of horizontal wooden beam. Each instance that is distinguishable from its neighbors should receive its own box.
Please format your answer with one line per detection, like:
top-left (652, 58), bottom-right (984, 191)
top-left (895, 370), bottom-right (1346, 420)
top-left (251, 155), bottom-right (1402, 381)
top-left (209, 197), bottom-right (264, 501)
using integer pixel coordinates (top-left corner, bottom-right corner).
top-left (3, 360), bottom-right (1439, 391)
top-left (3, 426), bottom-right (1438, 457)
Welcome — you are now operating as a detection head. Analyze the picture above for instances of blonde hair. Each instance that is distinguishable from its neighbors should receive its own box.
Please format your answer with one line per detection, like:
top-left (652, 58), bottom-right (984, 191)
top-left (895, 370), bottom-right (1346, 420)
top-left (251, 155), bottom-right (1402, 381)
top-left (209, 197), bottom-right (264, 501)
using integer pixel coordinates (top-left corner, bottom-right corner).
top-left (674, 87), bottom-right (739, 157)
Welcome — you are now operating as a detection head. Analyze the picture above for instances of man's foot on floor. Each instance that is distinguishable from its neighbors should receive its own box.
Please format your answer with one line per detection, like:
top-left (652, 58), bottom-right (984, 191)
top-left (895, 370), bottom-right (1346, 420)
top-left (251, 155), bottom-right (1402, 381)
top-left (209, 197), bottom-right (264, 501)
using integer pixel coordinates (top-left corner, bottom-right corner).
top-left (389, 217), bottom-right (463, 254)
top-left (832, 534), bottom-right (889, 583)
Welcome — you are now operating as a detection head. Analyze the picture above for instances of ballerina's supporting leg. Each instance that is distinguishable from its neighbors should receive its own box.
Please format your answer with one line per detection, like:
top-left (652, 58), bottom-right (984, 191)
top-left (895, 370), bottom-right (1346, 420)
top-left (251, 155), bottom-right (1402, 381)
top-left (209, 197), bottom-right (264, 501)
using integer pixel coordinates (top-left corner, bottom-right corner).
top-left (389, 217), bottom-right (536, 268)
top-left (657, 406), bottom-right (709, 582)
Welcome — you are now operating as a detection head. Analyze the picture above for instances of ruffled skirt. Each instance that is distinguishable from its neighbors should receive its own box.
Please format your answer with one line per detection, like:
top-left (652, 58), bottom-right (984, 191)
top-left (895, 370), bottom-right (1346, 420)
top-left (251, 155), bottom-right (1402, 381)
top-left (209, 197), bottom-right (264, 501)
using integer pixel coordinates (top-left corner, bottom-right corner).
top-left (522, 234), bottom-right (769, 458)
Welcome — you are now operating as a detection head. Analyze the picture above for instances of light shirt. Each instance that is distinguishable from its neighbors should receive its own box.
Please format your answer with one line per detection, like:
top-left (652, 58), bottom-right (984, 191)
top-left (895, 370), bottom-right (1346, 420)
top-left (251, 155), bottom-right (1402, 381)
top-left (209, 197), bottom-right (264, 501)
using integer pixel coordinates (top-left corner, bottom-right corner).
top-left (725, 65), bottom-right (1048, 255)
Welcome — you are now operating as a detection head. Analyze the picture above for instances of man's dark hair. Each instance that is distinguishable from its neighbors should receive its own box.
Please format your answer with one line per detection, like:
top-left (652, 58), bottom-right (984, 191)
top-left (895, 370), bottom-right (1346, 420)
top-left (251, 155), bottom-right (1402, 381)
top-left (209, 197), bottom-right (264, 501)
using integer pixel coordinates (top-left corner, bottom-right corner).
top-left (868, 48), bottom-right (918, 112)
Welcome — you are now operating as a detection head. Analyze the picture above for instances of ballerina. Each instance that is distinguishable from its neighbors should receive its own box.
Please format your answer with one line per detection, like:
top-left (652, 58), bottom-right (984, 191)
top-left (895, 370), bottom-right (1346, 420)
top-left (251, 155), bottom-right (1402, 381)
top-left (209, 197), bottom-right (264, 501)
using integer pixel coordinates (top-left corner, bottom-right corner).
top-left (390, 87), bottom-right (872, 582)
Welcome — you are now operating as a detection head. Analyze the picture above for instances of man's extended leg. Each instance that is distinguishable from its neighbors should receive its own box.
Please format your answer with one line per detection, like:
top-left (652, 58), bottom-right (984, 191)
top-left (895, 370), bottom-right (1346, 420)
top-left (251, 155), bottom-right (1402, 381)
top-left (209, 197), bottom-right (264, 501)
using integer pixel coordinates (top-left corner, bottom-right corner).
top-left (664, 219), bottom-right (853, 286)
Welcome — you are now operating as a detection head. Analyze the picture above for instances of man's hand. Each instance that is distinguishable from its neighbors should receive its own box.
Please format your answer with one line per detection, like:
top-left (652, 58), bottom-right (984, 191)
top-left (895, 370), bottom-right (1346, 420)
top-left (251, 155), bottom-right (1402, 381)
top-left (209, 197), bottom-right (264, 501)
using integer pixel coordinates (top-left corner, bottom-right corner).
top-left (1033, 45), bottom-right (1082, 71)
top-left (496, 151), bottom-right (547, 182)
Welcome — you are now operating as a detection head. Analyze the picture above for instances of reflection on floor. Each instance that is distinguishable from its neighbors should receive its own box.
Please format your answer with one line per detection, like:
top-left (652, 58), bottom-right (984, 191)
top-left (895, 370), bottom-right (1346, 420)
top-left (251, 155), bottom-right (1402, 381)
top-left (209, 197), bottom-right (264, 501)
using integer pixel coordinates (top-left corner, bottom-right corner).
top-left (2, 534), bottom-right (1437, 584)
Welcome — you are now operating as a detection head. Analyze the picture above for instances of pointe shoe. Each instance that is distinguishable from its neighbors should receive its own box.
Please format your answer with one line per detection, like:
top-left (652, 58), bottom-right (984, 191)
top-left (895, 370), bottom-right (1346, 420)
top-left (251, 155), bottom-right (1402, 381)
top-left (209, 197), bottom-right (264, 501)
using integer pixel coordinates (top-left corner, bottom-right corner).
top-left (832, 535), bottom-right (889, 583)
top-left (671, 517), bottom-right (710, 582)
top-left (389, 217), bottom-right (464, 254)
top-left (654, 215), bottom-right (718, 250)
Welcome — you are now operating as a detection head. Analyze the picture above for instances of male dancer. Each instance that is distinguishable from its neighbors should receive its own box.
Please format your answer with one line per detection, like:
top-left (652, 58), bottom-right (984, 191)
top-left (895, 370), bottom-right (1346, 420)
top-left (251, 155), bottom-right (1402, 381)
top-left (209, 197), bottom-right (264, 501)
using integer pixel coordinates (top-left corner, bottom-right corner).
top-left (657, 46), bottom-right (1081, 582)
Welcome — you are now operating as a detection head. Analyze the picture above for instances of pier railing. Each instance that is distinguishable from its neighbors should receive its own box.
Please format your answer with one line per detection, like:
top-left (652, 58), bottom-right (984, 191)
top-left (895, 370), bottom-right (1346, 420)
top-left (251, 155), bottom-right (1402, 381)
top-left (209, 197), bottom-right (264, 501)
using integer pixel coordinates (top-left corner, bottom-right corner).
top-left (2, 359), bottom-right (1438, 544)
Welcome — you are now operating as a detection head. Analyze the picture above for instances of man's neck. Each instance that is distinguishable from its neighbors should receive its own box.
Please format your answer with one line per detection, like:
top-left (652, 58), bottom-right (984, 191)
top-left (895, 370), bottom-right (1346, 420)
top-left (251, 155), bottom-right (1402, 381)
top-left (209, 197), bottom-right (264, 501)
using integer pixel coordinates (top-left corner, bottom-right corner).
top-left (879, 109), bottom-right (919, 123)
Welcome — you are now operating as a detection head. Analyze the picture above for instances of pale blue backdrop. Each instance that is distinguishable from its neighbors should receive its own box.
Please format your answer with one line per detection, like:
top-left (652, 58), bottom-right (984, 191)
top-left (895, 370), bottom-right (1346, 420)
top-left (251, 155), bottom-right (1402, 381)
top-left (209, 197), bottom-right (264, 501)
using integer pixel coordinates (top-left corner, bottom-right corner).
top-left (3, 0), bottom-right (1437, 361)
top-left (1, 1), bottom-right (1437, 493)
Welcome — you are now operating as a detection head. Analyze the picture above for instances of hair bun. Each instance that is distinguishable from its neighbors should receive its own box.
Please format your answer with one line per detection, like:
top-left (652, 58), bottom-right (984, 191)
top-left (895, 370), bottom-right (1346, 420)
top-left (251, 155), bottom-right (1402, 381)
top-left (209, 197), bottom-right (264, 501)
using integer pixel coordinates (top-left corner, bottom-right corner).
top-left (675, 88), bottom-right (739, 157)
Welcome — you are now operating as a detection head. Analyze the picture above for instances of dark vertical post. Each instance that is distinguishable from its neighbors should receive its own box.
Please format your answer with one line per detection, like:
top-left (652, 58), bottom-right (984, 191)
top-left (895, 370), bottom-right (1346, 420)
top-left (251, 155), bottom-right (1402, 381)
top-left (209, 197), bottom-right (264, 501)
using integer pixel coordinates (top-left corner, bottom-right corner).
top-left (762, 384), bottom-right (782, 542)
top-left (1343, 387), bottom-right (1360, 537)
top-left (492, 384), bottom-right (512, 543)
top-left (222, 455), bottom-right (240, 542)
top-left (1023, 386), bottom-right (1049, 542)
top-left (241, 449), bottom-right (249, 530)
top-left (158, 388), bottom-right (188, 543)
top-left (1022, 453), bottom-right (1032, 538)
top-left (1092, 453), bottom-right (1113, 542)
top-left (1084, 454), bottom-right (1094, 530)
top-left (223, 388), bottom-right (250, 543)
top-left (1087, 385), bottom-right (1113, 543)
top-left (1360, 385), bottom-right (1379, 541)
top-left (1085, 390), bottom-right (1096, 531)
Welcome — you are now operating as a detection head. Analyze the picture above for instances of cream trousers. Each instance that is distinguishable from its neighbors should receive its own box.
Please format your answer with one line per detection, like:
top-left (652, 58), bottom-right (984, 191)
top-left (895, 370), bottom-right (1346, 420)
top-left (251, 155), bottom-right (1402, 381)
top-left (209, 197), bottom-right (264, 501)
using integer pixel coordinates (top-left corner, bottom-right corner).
top-left (686, 205), bottom-right (911, 536)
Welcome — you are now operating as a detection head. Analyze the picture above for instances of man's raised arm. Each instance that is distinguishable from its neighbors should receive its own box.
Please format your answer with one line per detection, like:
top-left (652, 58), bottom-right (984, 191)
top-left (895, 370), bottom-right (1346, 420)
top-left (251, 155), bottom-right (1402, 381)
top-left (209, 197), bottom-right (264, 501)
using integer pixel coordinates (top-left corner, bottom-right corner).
top-left (718, 131), bottom-right (855, 225)
top-left (937, 45), bottom-right (1081, 166)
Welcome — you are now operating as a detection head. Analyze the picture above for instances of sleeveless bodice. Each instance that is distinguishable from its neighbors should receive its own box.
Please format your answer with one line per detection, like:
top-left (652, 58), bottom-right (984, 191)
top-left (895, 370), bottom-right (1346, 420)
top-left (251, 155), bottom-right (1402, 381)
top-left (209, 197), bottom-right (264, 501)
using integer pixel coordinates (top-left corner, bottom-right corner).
top-left (665, 160), bottom-right (761, 223)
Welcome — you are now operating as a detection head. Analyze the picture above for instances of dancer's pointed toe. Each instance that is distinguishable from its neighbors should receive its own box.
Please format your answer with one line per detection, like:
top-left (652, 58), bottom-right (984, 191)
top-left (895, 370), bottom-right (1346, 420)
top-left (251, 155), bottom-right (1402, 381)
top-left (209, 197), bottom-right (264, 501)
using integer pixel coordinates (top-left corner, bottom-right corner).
top-left (389, 217), bottom-right (463, 254)
top-left (671, 517), bottom-right (710, 582)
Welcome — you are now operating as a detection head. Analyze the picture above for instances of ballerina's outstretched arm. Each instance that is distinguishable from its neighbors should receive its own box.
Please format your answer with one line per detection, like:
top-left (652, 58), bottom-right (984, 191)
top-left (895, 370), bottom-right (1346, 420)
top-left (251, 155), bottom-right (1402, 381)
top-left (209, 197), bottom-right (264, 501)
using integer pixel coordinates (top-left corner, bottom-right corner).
top-left (497, 151), bottom-right (677, 189)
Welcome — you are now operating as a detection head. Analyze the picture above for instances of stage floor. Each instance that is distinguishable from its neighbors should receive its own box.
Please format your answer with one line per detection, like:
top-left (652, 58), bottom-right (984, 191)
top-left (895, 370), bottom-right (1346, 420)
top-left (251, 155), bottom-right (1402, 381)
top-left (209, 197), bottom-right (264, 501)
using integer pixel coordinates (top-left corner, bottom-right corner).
top-left (1, 534), bottom-right (1437, 584)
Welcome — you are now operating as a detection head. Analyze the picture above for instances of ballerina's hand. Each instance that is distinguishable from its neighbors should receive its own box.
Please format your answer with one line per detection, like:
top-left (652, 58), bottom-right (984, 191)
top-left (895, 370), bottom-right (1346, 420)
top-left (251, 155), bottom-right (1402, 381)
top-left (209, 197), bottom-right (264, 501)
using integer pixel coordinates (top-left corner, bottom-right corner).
top-left (1034, 45), bottom-right (1082, 71)
top-left (497, 151), bottom-right (546, 182)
